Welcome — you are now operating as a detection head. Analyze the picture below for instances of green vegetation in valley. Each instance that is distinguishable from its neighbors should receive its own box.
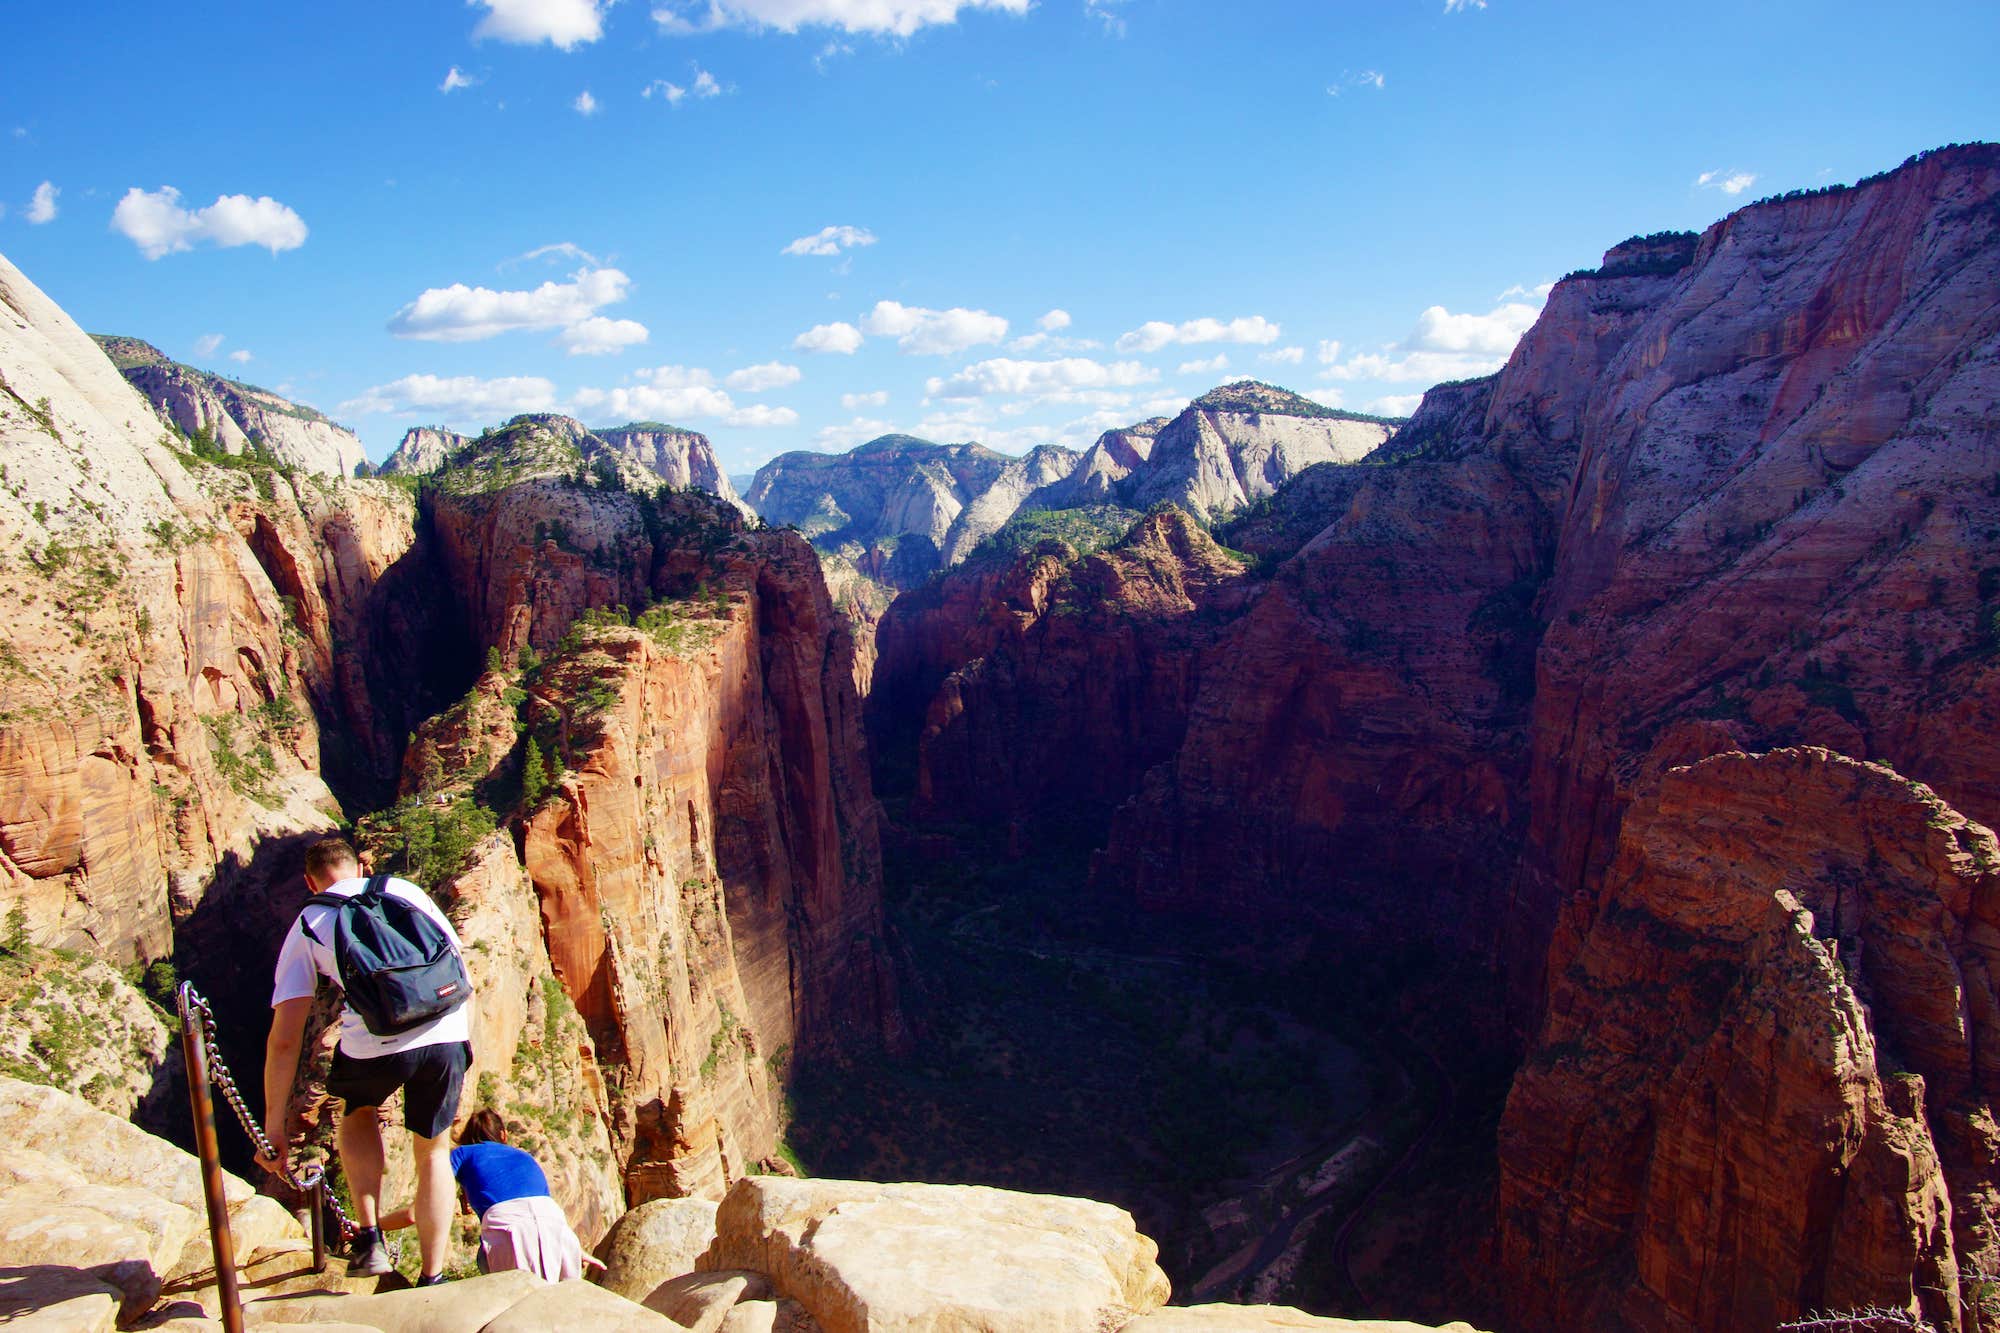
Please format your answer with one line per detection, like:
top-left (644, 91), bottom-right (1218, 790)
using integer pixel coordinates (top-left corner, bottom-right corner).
top-left (961, 504), bottom-right (1144, 567)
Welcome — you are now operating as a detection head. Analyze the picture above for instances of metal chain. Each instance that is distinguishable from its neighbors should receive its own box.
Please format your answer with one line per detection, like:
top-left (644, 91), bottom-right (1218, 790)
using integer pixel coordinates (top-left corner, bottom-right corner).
top-left (178, 982), bottom-right (359, 1242)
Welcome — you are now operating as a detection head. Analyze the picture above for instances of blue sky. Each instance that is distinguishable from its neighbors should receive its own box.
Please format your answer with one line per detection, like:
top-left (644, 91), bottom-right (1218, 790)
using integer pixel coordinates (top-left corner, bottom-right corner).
top-left (3, 0), bottom-right (1995, 471)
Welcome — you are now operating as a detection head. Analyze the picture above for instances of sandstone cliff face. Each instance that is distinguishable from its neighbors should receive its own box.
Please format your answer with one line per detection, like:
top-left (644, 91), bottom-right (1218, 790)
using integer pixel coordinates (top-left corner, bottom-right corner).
top-left (0, 252), bottom-right (347, 965)
top-left (97, 336), bottom-right (367, 478)
top-left (406, 467), bottom-right (897, 1208)
top-left (595, 422), bottom-right (749, 513)
top-left (865, 146), bottom-right (2000, 1327)
top-left (382, 425), bottom-right (468, 476)
top-left (937, 443), bottom-right (1081, 565)
top-left (1500, 749), bottom-right (1996, 1332)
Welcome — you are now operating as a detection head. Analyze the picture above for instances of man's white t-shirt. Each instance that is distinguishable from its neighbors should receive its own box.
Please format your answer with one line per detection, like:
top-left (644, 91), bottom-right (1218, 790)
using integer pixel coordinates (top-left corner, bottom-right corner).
top-left (271, 875), bottom-right (472, 1059)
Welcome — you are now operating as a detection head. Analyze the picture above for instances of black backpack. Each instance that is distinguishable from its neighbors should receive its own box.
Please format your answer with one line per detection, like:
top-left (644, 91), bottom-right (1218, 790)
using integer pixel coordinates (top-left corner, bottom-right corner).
top-left (303, 874), bottom-right (472, 1036)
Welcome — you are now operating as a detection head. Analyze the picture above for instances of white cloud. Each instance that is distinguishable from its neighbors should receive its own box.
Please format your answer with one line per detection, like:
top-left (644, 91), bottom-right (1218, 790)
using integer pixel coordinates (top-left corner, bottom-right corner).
top-left (573, 89), bottom-right (600, 115)
top-left (574, 364), bottom-right (733, 421)
top-left (470, 0), bottom-right (608, 48)
top-left (841, 389), bottom-right (889, 409)
top-left (862, 299), bottom-right (1008, 356)
top-left (504, 241), bottom-right (601, 268)
top-left (726, 361), bottom-right (803, 392)
top-left (1443, 0), bottom-right (1486, 10)
top-left (441, 66), bottom-right (478, 92)
top-left (1176, 354), bottom-right (1228, 375)
top-left (725, 403), bottom-right (799, 427)
top-left (813, 40), bottom-right (855, 71)
top-left (1316, 339), bottom-right (1343, 364)
top-left (1305, 387), bottom-right (1346, 409)
top-left (1368, 393), bottom-right (1424, 416)
top-left (783, 225), bottom-right (877, 257)
top-left (817, 416), bottom-right (895, 449)
top-left (111, 187), bottom-right (308, 259)
top-left (559, 315), bottom-right (650, 355)
top-left (1327, 68), bottom-right (1386, 97)
top-left (193, 333), bottom-right (225, 358)
top-left (643, 79), bottom-right (688, 103)
top-left (339, 373), bottom-right (558, 420)
top-left (1038, 309), bottom-right (1071, 332)
top-left (1116, 315), bottom-right (1280, 354)
top-left (26, 181), bottom-right (58, 224)
top-left (1261, 346), bottom-right (1305, 365)
top-left (693, 69), bottom-right (723, 96)
top-left (926, 356), bottom-right (1157, 400)
top-left (1086, 0), bottom-right (1129, 36)
top-left (793, 320), bottom-right (864, 354)
top-left (1696, 168), bottom-right (1758, 196)
top-left (389, 266), bottom-right (630, 342)
top-left (229, 349), bottom-right (254, 364)
top-left (653, 0), bottom-right (1031, 38)
top-left (1496, 281), bottom-right (1554, 303)
top-left (1320, 296), bottom-right (1544, 384)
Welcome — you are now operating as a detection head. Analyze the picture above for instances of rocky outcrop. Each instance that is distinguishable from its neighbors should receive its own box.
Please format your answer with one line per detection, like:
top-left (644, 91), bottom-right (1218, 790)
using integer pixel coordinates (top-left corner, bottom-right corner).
top-left (1035, 383), bottom-right (1395, 520)
top-left (595, 422), bottom-right (748, 513)
top-left (1500, 749), bottom-right (1999, 1332)
top-left (937, 443), bottom-right (1080, 564)
top-left (382, 425), bottom-right (468, 476)
top-left (0, 939), bottom-right (179, 1121)
top-left (0, 251), bottom-right (348, 966)
top-left (96, 335), bottom-right (367, 478)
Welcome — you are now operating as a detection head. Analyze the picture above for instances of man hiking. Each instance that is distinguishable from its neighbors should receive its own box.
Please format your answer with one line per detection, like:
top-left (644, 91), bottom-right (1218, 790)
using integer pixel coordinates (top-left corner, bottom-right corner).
top-left (258, 837), bottom-right (474, 1285)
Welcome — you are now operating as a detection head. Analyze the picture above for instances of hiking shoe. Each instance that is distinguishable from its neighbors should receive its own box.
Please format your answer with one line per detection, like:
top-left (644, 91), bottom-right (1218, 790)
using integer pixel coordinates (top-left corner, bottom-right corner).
top-left (347, 1228), bottom-right (393, 1277)
top-left (416, 1272), bottom-right (450, 1287)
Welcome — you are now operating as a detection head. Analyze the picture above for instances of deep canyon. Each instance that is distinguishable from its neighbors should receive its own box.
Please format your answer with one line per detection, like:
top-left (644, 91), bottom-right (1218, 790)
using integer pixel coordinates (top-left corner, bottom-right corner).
top-left (2, 142), bottom-right (1998, 1332)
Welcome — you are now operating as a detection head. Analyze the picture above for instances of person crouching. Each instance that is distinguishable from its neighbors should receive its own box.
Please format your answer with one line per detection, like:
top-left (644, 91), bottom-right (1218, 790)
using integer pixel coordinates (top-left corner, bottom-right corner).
top-left (384, 1108), bottom-right (588, 1280)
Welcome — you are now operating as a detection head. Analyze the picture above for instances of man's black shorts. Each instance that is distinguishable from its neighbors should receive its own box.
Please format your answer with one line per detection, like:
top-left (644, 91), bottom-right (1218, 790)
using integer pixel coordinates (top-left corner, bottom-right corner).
top-left (325, 1041), bottom-right (471, 1139)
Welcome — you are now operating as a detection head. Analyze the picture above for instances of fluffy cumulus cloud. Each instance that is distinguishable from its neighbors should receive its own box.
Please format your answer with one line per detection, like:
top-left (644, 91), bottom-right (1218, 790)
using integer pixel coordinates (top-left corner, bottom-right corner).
top-left (861, 299), bottom-right (1007, 356)
top-left (574, 364), bottom-right (796, 427)
top-left (470, 0), bottom-right (608, 48)
top-left (726, 361), bottom-right (803, 392)
top-left (229, 349), bottom-right (254, 364)
top-left (192, 333), bottom-right (225, 358)
top-left (1038, 309), bottom-right (1072, 332)
top-left (26, 181), bottom-right (57, 224)
top-left (441, 66), bottom-right (478, 92)
top-left (793, 320), bottom-right (864, 354)
top-left (112, 187), bottom-right (308, 259)
top-left (1176, 354), bottom-right (1228, 376)
top-left (388, 267), bottom-right (642, 356)
top-left (1321, 292), bottom-right (1547, 384)
top-left (817, 416), bottom-right (895, 449)
top-left (573, 89), bottom-right (600, 115)
top-left (783, 224), bottom-right (876, 257)
top-left (652, 0), bottom-right (1031, 38)
top-left (644, 67), bottom-right (724, 103)
top-left (559, 315), bottom-right (650, 355)
top-left (841, 389), bottom-right (888, 409)
top-left (925, 356), bottom-right (1156, 401)
top-left (1368, 393), bottom-right (1425, 416)
top-left (1696, 168), bottom-right (1759, 196)
top-left (339, 373), bottom-right (557, 420)
top-left (1116, 315), bottom-right (1279, 354)
top-left (1261, 346), bottom-right (1305, 365)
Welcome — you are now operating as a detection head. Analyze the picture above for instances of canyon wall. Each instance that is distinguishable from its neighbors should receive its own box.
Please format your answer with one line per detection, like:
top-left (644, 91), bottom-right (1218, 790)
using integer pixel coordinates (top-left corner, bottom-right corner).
top-left (868, 145), bottom-right (2000, 1326)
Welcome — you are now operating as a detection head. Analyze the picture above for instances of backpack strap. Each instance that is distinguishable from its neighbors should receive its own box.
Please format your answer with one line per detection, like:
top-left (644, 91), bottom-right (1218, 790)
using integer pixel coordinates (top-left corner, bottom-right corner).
top-left (299, 874), bottom-right (393, 945)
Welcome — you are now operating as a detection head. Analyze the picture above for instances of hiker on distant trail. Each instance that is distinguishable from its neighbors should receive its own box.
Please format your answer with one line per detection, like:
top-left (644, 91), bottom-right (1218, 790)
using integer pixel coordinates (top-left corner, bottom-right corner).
top-left (381, 1108), bottom-right (590, 1282)
top-left (258, 837), bottom-right (474, 1287)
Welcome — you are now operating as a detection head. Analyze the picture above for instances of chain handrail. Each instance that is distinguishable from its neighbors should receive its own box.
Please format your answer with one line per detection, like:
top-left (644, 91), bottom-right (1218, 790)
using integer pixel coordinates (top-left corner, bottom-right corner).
top-left (177, 981), bottom-right (358, 1243)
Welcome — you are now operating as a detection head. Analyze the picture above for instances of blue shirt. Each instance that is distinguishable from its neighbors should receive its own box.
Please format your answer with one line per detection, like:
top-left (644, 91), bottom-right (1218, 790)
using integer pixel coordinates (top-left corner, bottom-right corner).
top-left (449, 1143), bottom-right (551, 1218)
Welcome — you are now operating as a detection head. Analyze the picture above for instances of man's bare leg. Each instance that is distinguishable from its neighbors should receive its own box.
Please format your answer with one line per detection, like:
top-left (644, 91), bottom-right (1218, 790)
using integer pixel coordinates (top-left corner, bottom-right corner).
top-left (338, 1104), bottom-right (386, 1229)
top-left (411, 1129), bottom-right (455, 1278)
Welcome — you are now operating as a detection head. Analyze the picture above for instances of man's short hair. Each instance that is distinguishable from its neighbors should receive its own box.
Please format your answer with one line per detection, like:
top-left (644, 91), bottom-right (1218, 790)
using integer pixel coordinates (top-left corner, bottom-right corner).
top-left (304, 837), bottom-right (360, 882)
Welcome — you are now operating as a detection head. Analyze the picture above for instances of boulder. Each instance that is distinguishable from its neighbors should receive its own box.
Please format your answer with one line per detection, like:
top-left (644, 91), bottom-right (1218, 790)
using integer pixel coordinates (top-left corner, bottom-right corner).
top-left (480, 1278), bottom-right (687, 1331)
top-left (243, 1269), bottom-right (539, 1330)
top-left (0, 1265), bottom-right (123, 1332)
top-left (701, 1177), bottom-right (1170, 1333)
top-left (595, 1198), bottom-right (721, 1301)
top-left (1118, 1309), bottom-right (1485, 1332)
top-left (720, 1300), bottom-right (819, 1333)
top-left (644, 1270), bottom-right (771, 1332)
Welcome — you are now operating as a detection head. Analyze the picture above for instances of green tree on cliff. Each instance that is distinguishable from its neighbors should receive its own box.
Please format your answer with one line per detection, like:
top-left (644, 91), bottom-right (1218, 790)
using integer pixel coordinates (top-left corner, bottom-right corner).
top-left (520, 738), bottom-right (549, 811)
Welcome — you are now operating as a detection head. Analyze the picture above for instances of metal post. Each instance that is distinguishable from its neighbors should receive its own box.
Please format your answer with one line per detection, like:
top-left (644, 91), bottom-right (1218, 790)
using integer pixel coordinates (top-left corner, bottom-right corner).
top-left (180, 991), bottom-right (245, 1333)
top-left (310, 1177), bottom-right (326, 1273)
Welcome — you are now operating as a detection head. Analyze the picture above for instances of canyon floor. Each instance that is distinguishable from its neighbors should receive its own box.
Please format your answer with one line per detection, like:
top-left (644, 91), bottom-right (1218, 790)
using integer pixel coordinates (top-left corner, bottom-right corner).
top-left (785, 804), bottom-right (1512, 1327)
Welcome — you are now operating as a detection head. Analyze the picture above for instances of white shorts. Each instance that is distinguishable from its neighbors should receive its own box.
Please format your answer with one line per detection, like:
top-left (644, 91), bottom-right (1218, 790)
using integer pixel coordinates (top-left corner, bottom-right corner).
top-left (478, 1195), bottom-right (584, 1281)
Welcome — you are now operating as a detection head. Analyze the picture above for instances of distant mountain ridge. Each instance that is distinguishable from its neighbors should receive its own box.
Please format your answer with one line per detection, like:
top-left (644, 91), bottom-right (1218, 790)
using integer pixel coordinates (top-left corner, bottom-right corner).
top-left (89, 333), bottom-right (367, 477)
top-left (384, 415), bottom-right (746, 512)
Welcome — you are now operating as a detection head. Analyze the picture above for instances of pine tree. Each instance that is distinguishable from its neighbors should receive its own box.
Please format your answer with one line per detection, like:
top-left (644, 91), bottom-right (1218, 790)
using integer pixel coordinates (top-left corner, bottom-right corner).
top-left (521, 738), bottom-right (548, 811)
